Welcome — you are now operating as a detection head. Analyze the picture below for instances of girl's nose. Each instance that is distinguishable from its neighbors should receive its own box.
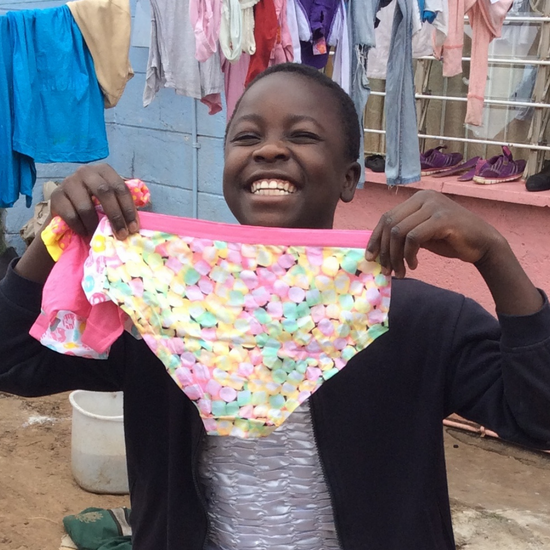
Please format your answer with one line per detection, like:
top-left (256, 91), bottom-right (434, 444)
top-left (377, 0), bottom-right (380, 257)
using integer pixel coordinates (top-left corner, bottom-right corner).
top-left (252, 141), bottom-right (290, 163)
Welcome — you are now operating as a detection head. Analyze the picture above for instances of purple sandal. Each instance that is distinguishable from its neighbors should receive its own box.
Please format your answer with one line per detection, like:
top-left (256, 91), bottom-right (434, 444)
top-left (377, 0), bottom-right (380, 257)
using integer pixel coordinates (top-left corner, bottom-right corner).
top-left (421, 146), bottom-right (463, 176)
top-left (431, 156), bottom-right (482, 179)
top-left (458, 158), bottom-right (487, 182)
top-left (473, 146), bottom-right (526, 185)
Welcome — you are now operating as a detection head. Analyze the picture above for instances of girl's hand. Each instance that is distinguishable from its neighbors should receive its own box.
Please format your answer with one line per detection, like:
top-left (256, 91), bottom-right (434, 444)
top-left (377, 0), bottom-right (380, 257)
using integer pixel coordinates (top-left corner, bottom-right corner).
top-left (365, 190), bottom-right (504, 278)
top-left (50, 163), bottom-right (139, 240)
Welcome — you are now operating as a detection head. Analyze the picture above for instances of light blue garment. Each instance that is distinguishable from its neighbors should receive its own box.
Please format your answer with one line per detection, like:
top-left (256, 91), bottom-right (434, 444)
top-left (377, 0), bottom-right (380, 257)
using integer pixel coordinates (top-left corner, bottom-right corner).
top-left (349, 0), bottom-right (421, 186)
top-left (514, 66), bottom-right (537, 122)
top-left (0, 15), bottom-right (35, 208)
top-left (348, 0), bottom-right (377, 187)
top-left (7, 5), bottom-right (108, 164)
top-left (385, 0), bottom-right (421, 184)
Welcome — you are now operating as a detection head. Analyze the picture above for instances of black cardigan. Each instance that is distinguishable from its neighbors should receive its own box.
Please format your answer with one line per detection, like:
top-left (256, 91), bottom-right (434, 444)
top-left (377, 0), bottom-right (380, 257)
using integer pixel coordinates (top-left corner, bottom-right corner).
top-left (2, 262), bottom-right (550, 550)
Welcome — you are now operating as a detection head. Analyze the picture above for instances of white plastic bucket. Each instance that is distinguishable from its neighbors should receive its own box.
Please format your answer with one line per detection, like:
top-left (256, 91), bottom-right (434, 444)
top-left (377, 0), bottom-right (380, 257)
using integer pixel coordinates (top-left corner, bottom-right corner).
top-left (69, 390), bottom-right (129, 494)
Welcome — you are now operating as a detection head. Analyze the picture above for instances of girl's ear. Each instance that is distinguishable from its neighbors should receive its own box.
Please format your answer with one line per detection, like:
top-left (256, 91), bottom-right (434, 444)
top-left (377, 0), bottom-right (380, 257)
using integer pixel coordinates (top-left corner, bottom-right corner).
top-left (340, 161), bottom-right (361, 203)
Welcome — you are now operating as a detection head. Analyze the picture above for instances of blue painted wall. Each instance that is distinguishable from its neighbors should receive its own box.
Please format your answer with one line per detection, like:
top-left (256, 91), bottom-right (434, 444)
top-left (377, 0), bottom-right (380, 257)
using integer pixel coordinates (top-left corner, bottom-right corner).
top-left (0, 0), bottom-right (233, 254)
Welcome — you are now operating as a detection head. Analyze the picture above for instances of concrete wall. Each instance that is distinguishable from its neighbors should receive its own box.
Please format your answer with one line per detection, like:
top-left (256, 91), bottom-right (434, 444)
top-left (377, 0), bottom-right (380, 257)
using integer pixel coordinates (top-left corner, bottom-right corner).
top-left (0, 0), bottom-right (233, 255)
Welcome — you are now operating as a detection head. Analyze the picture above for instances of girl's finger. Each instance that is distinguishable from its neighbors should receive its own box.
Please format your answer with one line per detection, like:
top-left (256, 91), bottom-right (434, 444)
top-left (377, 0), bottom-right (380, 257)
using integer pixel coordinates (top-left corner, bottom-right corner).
top-left (85, 178), bottom-right (133, 239)
top-left (51, 186), bottom-right (96, 236)
top-left (366, 191), bottom-right (437, 270)
top-left (365, 220), bottom-right (384, 261)
top-left (387, 208), bottom-right (434, 277)
top-left (96, 166), bottom-right (139, 234)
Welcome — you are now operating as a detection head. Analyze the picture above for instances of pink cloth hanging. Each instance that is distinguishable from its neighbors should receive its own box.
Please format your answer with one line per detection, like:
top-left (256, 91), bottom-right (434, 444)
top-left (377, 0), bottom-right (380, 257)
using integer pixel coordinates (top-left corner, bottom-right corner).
top-left (222, 51), bottom-right (251, 119)
top-left (435, 0), bottom-right (513, 126)
top-left (189, 0), bottom-right (223, 63)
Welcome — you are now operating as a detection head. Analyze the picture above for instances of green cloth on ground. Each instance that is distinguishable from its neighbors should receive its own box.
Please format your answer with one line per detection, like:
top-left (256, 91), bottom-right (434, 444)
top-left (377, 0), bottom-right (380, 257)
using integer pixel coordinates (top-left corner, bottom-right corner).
top-left (63, 507), bottom-right (132, 550)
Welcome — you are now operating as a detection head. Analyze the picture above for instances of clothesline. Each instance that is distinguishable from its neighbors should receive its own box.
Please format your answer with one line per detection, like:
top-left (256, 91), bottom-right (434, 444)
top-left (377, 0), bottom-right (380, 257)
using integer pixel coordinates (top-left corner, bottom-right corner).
top-left (364, 129), bottom-right (550, 153)
top-left (487, 15), bottom-right (550, 22)
top-left (369, 90), bottom-right (550, 109)
top-left (418, 56), bottom-right (550, 66)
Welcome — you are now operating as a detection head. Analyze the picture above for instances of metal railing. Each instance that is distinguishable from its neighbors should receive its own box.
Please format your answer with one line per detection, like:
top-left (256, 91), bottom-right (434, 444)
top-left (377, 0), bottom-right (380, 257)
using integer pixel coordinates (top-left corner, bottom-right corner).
top-left (364, 8), bottom-right (550, 177)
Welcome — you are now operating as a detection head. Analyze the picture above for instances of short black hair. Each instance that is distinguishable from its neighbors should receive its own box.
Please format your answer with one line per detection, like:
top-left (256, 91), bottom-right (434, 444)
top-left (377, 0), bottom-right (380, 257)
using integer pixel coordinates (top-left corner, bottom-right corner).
top-left (225, 63), bottom-right (361, 162)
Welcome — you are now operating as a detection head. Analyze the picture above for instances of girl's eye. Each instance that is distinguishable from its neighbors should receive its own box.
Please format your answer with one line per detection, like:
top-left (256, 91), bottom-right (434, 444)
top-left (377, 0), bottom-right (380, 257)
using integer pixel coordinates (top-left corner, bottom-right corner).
top-left (232, 133), bottom-right (260, 144)
top-left (291, 132), bottom-right (320, 143)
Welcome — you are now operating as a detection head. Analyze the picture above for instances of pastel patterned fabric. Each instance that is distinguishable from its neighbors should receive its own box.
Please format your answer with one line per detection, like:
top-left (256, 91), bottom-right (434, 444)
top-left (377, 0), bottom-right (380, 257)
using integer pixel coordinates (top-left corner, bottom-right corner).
top-left (41, 178), bottom-right (150, 261)
top-left (30, 179), bottom-right (150, 356)
top-left (34, 208), bottom-right (391, 438)
top-left (89, 214), bottom-right (390, 437)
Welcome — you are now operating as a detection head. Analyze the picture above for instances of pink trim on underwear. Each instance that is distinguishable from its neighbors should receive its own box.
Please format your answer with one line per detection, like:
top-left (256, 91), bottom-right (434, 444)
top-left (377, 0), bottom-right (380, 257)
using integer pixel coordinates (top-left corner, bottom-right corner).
top-left (138, 212), bottom-right (372, 249)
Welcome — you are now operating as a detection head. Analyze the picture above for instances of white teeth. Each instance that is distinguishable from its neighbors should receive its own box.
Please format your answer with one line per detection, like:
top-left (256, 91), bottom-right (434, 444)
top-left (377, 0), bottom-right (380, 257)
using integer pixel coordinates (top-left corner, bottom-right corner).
top-left (255, 189), bottom-right (289, 195)
top-left (250, 179), bottom-right (297, 195)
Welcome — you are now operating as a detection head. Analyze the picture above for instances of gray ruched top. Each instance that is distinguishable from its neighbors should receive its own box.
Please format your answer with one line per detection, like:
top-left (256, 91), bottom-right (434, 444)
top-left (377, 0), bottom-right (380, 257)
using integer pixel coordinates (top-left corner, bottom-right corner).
top-left (198, 401), bottom-right (341, 550)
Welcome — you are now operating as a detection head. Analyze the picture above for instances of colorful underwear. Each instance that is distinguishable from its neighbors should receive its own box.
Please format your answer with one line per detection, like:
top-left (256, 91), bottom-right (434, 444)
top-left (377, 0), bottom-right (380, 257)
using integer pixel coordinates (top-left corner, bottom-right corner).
top-left (41, 179), bottom-right (151, 261)
top-left (30, 179), bottom-right (150, 358)
top-left (34, 211), bottom-right (391, 438)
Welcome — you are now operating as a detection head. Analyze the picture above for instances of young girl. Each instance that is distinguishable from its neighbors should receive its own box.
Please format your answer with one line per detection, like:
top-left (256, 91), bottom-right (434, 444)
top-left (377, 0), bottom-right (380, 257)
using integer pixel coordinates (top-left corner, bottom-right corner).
top-left (2, 64), bottom-right (549, 550)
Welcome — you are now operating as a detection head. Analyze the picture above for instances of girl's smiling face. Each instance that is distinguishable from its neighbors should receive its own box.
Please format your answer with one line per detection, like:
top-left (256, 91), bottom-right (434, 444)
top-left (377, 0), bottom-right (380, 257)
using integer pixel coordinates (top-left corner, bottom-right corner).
top-left (223, 72), bottom-right (360, 229)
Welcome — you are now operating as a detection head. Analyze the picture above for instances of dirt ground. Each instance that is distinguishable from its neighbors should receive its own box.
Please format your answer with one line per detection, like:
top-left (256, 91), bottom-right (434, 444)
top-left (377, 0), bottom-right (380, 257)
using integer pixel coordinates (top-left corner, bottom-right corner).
top-left (0, 392), bottom-right (128, 550)
top-left (1, 391), bottom-right (550, 550)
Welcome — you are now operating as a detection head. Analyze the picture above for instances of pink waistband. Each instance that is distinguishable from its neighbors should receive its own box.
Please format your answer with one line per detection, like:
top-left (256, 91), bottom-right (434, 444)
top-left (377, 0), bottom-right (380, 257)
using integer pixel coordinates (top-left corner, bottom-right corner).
top-left (138, 212), bottom-right (372, 248)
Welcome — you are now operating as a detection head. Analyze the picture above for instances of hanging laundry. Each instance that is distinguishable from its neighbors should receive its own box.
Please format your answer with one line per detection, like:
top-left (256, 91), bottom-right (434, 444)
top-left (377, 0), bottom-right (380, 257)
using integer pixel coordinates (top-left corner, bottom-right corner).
top-left (219, 0), bottom-right (261, 63)
top-left (349, 0), bottom-right (421, 186)
top-left (295, 0), bottom-right (340, 69)
top-left (286, 0), bottom-right (302, 63)
top-left (348, 0), bottom-right (374, 186)
top-left (417, 0), bottom-right (437, 22)
top-left (67, 0), bottom-right (134, 109)
top-left (0, 5), bottom-right (108, 207)
top-left (219, 0), bottom-right (243, 62)
top-left (245, 0), bottom-right (293, 86)
top-left (8, 6), bottom-right (109, 164)
top-left (222, 52), bottom-right (250, 119)
top-left (367, 0), bottom-right (445, 80)
top-left (428, 0), bottom-right (448, 46)
top-left (326, 1), bottom-right (348, 62)
top-left (190, 0), bottom-right (222, 62)
top-left (411, 0), bottom-right (423, 34)
top-left (245, 0), bottom-right (278, 84)
top-left (222, 0), bottom-right (292, 115)
top-left (0, 16), bottom-right (35, 208)
top-left (270, 0), bottom-right (294, 64)
top-left (241, 0), bottom-right (262, 55)
top-left (435, 0), bottom-right (513, 126)
top-left (330, 0), bottom-right (350, 93)
top-left (293, 0), bottom-right (312, 42)
top-left (144, 0), bottom-right (224, 114)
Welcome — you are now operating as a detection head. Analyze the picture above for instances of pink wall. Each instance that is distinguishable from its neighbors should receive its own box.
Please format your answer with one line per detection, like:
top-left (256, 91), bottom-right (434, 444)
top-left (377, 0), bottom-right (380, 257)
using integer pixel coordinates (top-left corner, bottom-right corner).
top-left (335, 182), bottom-right (550, 314)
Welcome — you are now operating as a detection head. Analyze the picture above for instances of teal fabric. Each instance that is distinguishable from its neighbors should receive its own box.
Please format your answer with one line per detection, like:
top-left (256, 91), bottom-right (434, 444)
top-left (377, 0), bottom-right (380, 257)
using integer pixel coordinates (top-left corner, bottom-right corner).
top-left (97, 538), bottom-right (132, 550)
top-left (0, 15), bottom-right (35, 208)
top-left (7, 6), bottom-right (108, 164)
top-left (63, 508), bottom-right (132, 550)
